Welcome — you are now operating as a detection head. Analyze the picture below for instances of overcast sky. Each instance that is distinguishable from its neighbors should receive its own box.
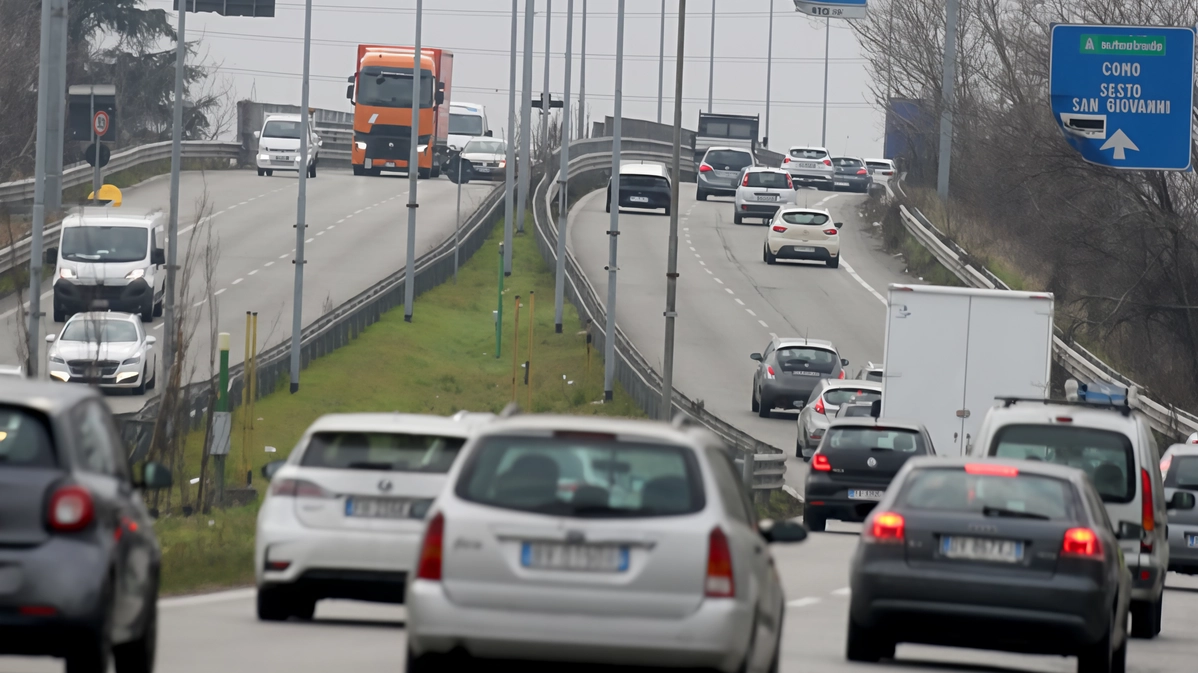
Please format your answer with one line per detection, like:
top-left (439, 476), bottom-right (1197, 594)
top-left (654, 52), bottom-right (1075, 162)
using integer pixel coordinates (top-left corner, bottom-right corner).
top-left (150, 0), bottom-right (882, 156)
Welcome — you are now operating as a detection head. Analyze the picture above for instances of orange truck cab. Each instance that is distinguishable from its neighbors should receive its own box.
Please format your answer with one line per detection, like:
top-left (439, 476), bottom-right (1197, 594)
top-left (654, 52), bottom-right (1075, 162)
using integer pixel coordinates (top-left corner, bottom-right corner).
top-left (347, 44), bottom-right (453, 178)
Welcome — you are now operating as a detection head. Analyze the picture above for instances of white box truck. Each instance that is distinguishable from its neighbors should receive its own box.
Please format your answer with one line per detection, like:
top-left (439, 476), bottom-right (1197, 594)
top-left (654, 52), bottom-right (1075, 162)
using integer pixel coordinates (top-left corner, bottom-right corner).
top-left (881, 284), bottom-right (1055, 456)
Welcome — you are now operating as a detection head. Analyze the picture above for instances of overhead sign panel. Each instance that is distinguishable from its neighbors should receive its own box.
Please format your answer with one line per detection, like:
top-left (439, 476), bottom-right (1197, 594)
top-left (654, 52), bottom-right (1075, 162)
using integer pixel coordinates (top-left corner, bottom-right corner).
top-left (1050, 24), bottom-right (1194, 171)
top-left (793, 0), bottom-right (866, 19)
top-left (173, 0), bottom-right (275, 17)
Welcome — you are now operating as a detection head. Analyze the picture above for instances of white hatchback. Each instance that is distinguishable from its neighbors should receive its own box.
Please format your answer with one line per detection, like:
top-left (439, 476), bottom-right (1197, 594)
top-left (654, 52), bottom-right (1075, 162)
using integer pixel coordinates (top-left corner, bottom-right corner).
top-left (763, 207), bottom-right (843, 268)
top-left (254, 411), bottom-right (493, 621)
top-left (734, 167), bottom-right (795, 224)
top-left (405, 414), bottom-right (808, 672)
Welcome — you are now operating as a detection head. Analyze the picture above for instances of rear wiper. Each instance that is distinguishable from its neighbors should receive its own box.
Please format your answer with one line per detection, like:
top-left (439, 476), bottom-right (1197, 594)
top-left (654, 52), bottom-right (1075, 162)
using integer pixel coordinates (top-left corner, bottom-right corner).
top-left (982, 506), bottom-right (1049, 520)
top-left (868, 446), bottom-right (894, 451)
top-left (346, 461), bottom-right (399, 471)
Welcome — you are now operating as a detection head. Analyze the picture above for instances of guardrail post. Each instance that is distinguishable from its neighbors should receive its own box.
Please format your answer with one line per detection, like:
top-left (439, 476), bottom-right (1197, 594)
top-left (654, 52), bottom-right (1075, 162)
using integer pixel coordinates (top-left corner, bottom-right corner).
top-left (741, 450), bottom-right (754, 490)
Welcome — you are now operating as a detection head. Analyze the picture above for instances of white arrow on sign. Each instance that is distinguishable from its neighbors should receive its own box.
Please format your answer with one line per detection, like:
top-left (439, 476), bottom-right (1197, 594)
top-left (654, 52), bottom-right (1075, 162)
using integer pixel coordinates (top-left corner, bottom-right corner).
top-left (1099, 129), bottom-right (1139, 160)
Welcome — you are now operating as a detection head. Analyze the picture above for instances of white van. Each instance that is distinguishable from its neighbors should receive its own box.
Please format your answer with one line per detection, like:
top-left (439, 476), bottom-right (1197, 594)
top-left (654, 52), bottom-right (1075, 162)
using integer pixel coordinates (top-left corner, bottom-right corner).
top-left (254, 113), bottom-right (321, 178)
top-left (44, 208), bottom-right (166, 323)
top-left (968, 380), bottom-right (1194, 640)
top-left (447, 102), bottom-right (491, 153)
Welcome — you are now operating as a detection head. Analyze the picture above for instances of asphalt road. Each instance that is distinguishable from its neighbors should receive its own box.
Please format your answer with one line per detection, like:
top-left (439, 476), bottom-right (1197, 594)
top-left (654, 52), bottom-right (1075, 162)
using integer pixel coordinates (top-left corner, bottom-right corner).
top-left (0, 168), bottom-right (495, 415)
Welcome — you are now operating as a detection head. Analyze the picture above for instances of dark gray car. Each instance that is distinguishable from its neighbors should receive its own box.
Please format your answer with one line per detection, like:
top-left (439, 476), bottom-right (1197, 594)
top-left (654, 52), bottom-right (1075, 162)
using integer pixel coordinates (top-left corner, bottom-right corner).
top-left (1162, 445), bottom-right (1198, 575)
top-left (697, 147), bottom-right (755, 201)
top-left (847, 457), bottom-right (1132, 673)
top-left (0, 381), bottom-right (172, 673)
top-left (750, 337), bottom-right (848, 418)
top-left (830, 157), bottom-right (873, 193)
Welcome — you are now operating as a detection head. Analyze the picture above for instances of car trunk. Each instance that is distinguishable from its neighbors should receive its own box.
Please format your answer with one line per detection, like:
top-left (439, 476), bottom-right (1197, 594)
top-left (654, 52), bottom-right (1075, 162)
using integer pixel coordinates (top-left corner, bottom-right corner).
top-left (0, 469), bottom-right (58, 546)
top-left (903, 511), bottom-right (1067, 580)
top-left (822, 447), bottom-right (917, 490)
top-left (775, 348), bottom-right (837, 383)
top-left (292, 467), bottom-right (444, 533)
top-left (778, 223), bottom-right (833, 245)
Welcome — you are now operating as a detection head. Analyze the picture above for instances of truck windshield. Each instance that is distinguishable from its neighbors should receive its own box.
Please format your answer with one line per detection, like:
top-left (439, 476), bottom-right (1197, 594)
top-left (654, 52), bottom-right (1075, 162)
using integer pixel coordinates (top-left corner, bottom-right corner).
top-left (449, 114), bottom-right (484, 136)
top-left (700, 119), bottom-right (756, 139)
top-left (262, 120), bottom-right (302, 139)
top-left (357, 67), bottom-right (434, 108)
top-left (463, 139), bottom-right (505, 155)
top-left (60, 226), bottom-right (147, 264)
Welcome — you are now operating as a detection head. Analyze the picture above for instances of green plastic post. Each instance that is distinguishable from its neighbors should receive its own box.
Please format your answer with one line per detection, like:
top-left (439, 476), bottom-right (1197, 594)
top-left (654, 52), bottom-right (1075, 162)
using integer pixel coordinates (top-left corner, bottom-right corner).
top-left (496, 242), bottom-right (504, 359)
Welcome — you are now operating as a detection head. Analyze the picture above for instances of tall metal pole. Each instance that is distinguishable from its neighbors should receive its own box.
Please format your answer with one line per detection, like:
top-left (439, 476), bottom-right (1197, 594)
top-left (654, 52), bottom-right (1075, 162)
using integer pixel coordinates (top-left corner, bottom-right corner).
top-left (503, 0), bottom-right (518, 276)
top-left (937, 0), bottom-right (960, 199)
top-left (656, 0), bottom-right (665, 124)
top-left (541, 0), bottom-right (552, 151)
top-left (454, 158), bottom-right (463, 284)
top-left (764, 0), bottom-right (774, 147)
top-left (516, 0), bottom-right (535, 235)
top-left (554, 0), bottom-right (575, 334)
top-left (707, 0), bottom-right (715, 113)
top-left (90, 94), bottom-right (100, 204)
top-left (578, 0), bottom-right (587, 138)
top-left (821, 18), bottom-right (829, 147)
top-left (603, 0), bottom-right (625, 402)
top-left (45, 0), bottom-right (67, 212)
top-left (289, 0), bottom-right (314, 392)
top-left (661, 0), bottom-right (686, 419)
top-left (164, 0), bottom-right (187, 386)
top-left (404, 0), bottom-right (424, 321)
top-left (26, 0), bottom-right (54, 377)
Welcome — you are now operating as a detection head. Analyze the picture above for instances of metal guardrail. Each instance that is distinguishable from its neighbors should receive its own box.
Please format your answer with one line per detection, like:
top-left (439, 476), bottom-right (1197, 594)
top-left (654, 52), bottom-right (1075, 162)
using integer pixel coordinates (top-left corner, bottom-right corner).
top-left (896, 203), bottom-right (1198, 440)
top-left (530, 136), bottom-right (785, 493)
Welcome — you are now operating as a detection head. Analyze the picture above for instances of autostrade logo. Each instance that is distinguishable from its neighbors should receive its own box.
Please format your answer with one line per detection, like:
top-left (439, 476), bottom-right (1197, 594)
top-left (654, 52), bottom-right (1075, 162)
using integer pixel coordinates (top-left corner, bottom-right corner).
top-left (1080, 34), bottom-right (1166, 56)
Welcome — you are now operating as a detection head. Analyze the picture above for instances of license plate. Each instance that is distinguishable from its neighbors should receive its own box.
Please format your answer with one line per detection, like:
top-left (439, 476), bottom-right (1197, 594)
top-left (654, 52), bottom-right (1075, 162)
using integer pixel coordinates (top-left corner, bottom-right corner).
top-left (1187, 535), bottom-right (1198, 548)
top-left (941, 536), bottom-right (1023, 563)
top-left (345, 497), bottom-right (412, 519)
top-left (798, 162), bottom-right (819, 169)
top-left (835, 181), bottom-right (850, 186)
top-left (385, 162), bottom-right (396, 167)
top-left (272, 155), bottom-right (289, 162)
top-left (791, 371), bottom-right (822, 376)
top-left (794, 246), bottom-right (815, 252)
top-left (848, 489), bottom-right (884, 500)
top-left (475, 166), bottom-right (491, 172)
top-left (629, 196), bottom-right (649, 203)
top-left (756, 194), bottom-right (779, 201)
top-left (521, 542), bottom-right (629, 572)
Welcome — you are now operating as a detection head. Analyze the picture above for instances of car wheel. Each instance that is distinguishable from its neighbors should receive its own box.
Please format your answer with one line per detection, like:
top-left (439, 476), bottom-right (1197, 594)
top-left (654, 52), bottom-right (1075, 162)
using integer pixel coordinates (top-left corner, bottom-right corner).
top-left (664, 206), bottom-right (671, 217)
top-left (734, 212), bottom-right (744, 224)
top-left (147, 366), bottom-right (156, 391)
top-left (1111, 632), bottom-right (1127, 673)
top-left (697, 190), bottom-right (708, 202)
top-left (758, 396), bottom-right (771, 418)
top-left (826, 256), bottom-right (840, 269)
top-left (291, 596), bottom-right (317, 621)
top-left (805, 509), bottom-right (827, 532)
top-left (257, 168), bottom-right (265, 177)
top-left (431, 163), bottom-right (441, 178)
top-left (605, 193), bottom-right (611, 213)
top-left (133, 367), bottom-right (148, 395)
top-left (53, 299), bottom-right (65, 323)
top-left (66, 587), bottom-right (112, 673)
top-left (153, 299), bottom-right (163, 318)
top-left (1129, 596), bottom-right (1162, 639)
top-left (418, 167), bottom-right (431, 179)
top-left (768, 613), bottom-right (784, 673)
top-left (845, 616), bottom-right (889, 662)
top-left (1077, 623), bottom-right (1114, 673)
top-left (140, 299), bottom-right (154, 323)
top-left (265, 170), bottom-right (273, 177)
top-left (751, 389), bottom-right (760, 413)
top-left (308, 163), bottom-right (317, 179)
top-left (764, 245), bottom-right (777, 265)
top-left (113, 594), bottom-right (156, 673)
top-left (256, 586), bottom-right (291, 622)
top-left (406, 647), bottom-right (445, 673)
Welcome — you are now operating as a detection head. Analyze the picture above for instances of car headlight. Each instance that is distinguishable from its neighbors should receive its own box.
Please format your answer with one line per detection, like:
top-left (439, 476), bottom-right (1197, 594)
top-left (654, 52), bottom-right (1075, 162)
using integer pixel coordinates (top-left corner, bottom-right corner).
top-left (59, 268), bottom-right (75, 279)
top-left (125, 268), bottom-right (145, 280)
top-left (121, 355), bottom-right (141, 366)
top-left (48, 355), bottom-right (65, 364)
top-left (498, 161), bottom-right (507, 168)
top-left (259, 153), bottom-right (269, 160)
top-left (355, 141), bottom-right (367, 150)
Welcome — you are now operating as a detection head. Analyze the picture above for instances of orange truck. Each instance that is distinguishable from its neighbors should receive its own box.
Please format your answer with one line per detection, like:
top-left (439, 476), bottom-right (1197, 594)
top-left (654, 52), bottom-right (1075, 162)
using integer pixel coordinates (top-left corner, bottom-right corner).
top-left (346, 44), bottom-right (454, 178)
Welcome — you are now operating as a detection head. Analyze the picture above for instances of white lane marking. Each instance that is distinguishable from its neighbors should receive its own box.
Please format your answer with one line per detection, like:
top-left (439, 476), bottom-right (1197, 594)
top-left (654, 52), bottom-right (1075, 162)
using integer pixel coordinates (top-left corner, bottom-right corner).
top-left (355, 209), bottom-right (364, 215)
top-left (713, 278), bottom-right (724, 285)
top-left (788, 597), bottom-right (821, 608)
top-left (689, 246), bottom-right (696, 252)
top-left (160, 588), bottom-right (257, 609)
top-left (316, 231), bottom-right (325, 236)
top-left (153, 323), bottom-right (164, 331)
top-left (337, 218), bottom-right (346, 224)
top-left (841, 260), bottom-right (887, 305)
top-left (694, 253), bottom-right (700, 258)
top-left (746, 309), bottom-right (757, 316)
top-left (305, 238), bottom-right (314, 243)
top-left (279, 254), bottom-right (288, 259)
top-left (248, 270), bottom-right (258, 276)
top-left (193, 299), bottom-right (207, 307)
top-left (232, 278), bottom-right (243, 285)
top-left (264, 262), bottom-right (274, 267)
top-left (769, 332), bottom-right (778, 339)
top-left (832, 587), bottom-right (851, 596)
top-left (704, 268), bottom-right (713, 275)
top-left (214, 289), bottom-right (226, 296)
top-left (783, 484), bottom-right (803, 502)
top-left (226, 204), bottom-right (237, 210)
top-left (735, 298), bottom-right (745, 305)
top-left (698, 261), bottom-right (706, 266)
top-left (815, 194), bottom-right (841, 206)
top-left (758, 320), bottom-right (769, 328)
top-left (683, 227), bottom-right (689, 231)
top-left (725, 288), bottom-right (734, 295)
top-left (238, 201), bottom-right (248, 206)
top-left (326, 225), bottom-right (335, 230)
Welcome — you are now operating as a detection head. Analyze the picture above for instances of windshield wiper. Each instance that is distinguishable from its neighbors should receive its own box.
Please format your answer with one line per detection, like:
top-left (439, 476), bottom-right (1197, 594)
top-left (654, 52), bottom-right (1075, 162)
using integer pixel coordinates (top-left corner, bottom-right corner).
top-left (868, 446), bottom-right (894, 451)
top-left (982, 506), bottom-right (1050, 520)
top-left (345, 461), bottom-right (400, 471)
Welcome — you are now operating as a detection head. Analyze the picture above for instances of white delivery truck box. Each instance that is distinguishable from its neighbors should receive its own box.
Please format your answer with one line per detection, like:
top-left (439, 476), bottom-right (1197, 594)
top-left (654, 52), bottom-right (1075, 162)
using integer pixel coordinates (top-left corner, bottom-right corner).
top-left (881, 284), bottom-right (1055, 456)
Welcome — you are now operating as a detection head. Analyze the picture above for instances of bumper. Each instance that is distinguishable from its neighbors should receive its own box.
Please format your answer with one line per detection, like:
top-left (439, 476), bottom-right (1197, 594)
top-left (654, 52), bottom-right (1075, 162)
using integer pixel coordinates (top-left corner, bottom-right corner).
top-left (736, 203), bottom-right (782, 218)
top-left (787, 172), bottom-right (834, 187)
top-left (256, 154), bottom-right (313, 171)
top-left (0, 538), bottom-right (109, 657)
top-left (469, 165), bottom-right (507, 180)
top-left (48, 365), bottom-right (146, 389)
top-left (766, 241), bottom-right (839, 262)
top-left (760, 380), bottom-right (821, 410)
top-left (406, 580), bottom-right (751, 671)
top-left (831, 177), bottom-right (871, 191)
top-left (618, 194), bottom-right (670, 210)
top-left (1127, 550), bottom-right (1164, 601)
top-left (54, 278), bottom-right (153, 314)
top-left (851, 560), bottom-right (1111, 654)
top-left (1169, 527), bottom-right (1198, 574)
top-left (698, 174), bottom-right (738, 195)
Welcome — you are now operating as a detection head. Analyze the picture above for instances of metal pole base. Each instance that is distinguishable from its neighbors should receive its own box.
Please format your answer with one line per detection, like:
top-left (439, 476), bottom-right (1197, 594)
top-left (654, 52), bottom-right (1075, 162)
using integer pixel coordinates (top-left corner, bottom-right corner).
top-left (405, 314), bottom-right (413, 323)
top-left (555, 324), bottom-right (563, 334)
top-left (290, 382), bottom-right (299, 394)
top-left (604, 389), bottom-right (613, 401)
top-left (505, 271), bottom-right (512, 277)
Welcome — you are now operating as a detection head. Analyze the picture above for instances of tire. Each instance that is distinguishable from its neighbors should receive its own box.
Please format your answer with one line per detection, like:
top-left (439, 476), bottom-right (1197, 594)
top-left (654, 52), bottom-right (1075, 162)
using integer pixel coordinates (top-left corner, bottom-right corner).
top-left (257, 168), bottom-right (265, 177)
top-left (751, 390), bottom-right (760, 413)
top-left (845, 616), bottom-right (890, 663)
top-left (53, 299), bottom-right (66, 323)
top-left (66, 588), bottom-right (112, 673)
top-left (758, 395), bottom-right (771, 418)
top-left (113, 594), bottom-right (157, 673)
top-left (431, 163), bottom-right (441, 178)
top-left (265, 170), bottom-right (273, 177)
top-left (140, 299), bottom-right (153, 323)
top-left (605, 194), bottom-right (611, 213)
top-left (147, 366), bottom-right (156, 391)
top-left (697, 190), bottom-right (708, 202)
top-left (734, 213), bottom-right (744, 224)
top-left (308, 163), bottom-right (317, 179)
top-left (152, 299), bottom-right (163, 318)
top-left (256, 586), bottom-right (290, 622)
top-left (826, 256), bottom-right (840, 269)
top-left (1111, 634), bottom-right (1127, 673)
top-left (291, 596), bottom-right (316, 621)
top-left (406, 647), bottom-right (444, 673)
top-left (418, 167), bottom-right (432, 179)
top-left (1130, 596), bottom-right (1162, 639)
top-left (353, 166), bottom-right (364, 176)
top-left (764, 245), bottom-right (778, 265)
top-left (133, 367), bottom-right (147, 396)
top-left (806, 509), bottom-right (827, 532)
top-left (1077, 624), bottom-right (1114, 673)
top-left (664, 206), bottom-right (671, 217)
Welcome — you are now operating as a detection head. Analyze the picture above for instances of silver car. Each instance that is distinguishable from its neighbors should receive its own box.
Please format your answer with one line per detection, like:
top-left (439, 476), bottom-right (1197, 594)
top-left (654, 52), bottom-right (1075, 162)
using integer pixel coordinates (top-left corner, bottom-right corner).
top-left (797, 379), bottom-right (883, 459)
top-left (458, 138), bottom-right (507, 181)
top-left (405, 414), bottom-right (808, 672)
top-left (1162, 444), bottom-right (1198, 575)
top-left (697, 147), bottom-right (756, 201)
top-left (854, 361), bottom-right (884, 383)
top-left (782, 146), bottom-right (834, 189)
top-left (46, 312), bottom-right (158, 394)
top-left (733, 167), bottom-right (794, 224)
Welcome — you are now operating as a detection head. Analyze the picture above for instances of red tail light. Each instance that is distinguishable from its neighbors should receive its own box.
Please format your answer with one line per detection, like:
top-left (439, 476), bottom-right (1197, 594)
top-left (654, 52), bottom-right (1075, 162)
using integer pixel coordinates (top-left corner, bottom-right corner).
top-left (765, 365), bottom-right (776, 379)
top-left (814, 397), bottom-right (825, 415)
top-left (838, 370), bottom-right (845, 379)
top-left (823, 228), bottom-right (838, 235)
top-left (742, 173), bottom-right (750, 186)
top-left (1141, 469), bottom-right (1154, 551)
top-left (1062, 527), bottom-right (1103, 558)
top-left (812, 453), bottom-right (831, 471)
top-left (786, 174), bottom-right (794, 189)
top-left (783, 156), bottom-right (791, 163)
top-left (865, 511), bottom-right (904, 543)
top-left (48, 485), bottom-right (94, 532)
top-left (964, 463), bottom-right (1019, 477)
top-left (269, 478), bottom-right (333, 498)
top-left (1161, 455), bottom-right (1173, 476)
top-left (699, 163), bottom-right (713, 173)
top-left (417, 512), bottom-right (445, 581)
top-left (856, 168), bottom-right (868, 175)
top-left (822, 158), bottom-right (831, 166)
top-left (771, 224), bottom-right (787, 233)
top-left (705, 528), bottom-right (735, 598)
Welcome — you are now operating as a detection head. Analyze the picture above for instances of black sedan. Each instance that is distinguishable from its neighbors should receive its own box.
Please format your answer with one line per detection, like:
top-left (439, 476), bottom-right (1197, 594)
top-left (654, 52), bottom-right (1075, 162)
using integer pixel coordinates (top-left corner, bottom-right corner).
top-left (0, 380), bottom-right (172, 673)
top-left (847, 457), bottom-right (1132, 673)
top-left (830, 156), bottom-right (873, 193)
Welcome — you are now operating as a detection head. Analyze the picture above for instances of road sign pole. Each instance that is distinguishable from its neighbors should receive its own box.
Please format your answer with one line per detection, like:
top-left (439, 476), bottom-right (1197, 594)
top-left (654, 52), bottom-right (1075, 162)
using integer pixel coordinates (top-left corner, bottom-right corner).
top-left (656, 0), bottom-right (665, 124)
top-left (662, 0), bottom-right (687, 420)
top-left (541, 0), bottom-right (552, 153)
top-left (707, 0), bottom-right (715, 113)
top-left (91, 95), bottom-right (101, 205)
top-left (936, 0), bottom-right (960, 199)
top-left (765, 0), bottom-right (774, 147)
top-left (403, 0), bottom-right (423, 323)
top-left (553, 0), bottom-right (574, 334)
top-left (165, 0), bottom-right (187, 390)
top-left (821, 18), bottom-right (830, 147)
top-left (516, 0), bottom-right (535, 236)
top-left (578, 0), bottom-right (587, 138)
top-left (603, 0), bottom-right (625, 402)
top-left (290, 0), bottom-right (314, 392)
top-left (503, 0), bottom-right (518, 276)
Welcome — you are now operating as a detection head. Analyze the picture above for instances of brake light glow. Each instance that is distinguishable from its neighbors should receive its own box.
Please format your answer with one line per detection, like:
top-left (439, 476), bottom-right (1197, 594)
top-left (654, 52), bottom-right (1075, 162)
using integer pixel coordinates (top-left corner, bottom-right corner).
top-left (19, 606), bottom-right (57, 617)
top-left (812, 453), bottom-right (831, 472)
top-left (48, 485), bottom-right (94, 532)
top-left (823, 228), bottom-right (838, 235)
top-left (265, 560), bottom-right (291, 571)
top-left (814, 397), bottom-right (825, 415)
top-left (1062, 527), bottom-right (1102, 558)
top-left (856, 168), bottom-right (867, 175)
top-left (765, 366), bottom-right (776, 379)
top-left (786, 174), bottom-right (794, 189)
top-left (964, 463), bottom-right (1019, 477)
top-left (705, 528), bottom-right (735, 598)
top-left (1161, 454), bottom-right (1173, 476)
top-left (866, 512), bottom-right (905, 543)
top-left (416, 513), bottom-right (445, 581)
top-left (269, 478), bottom-right (333, 498)
top-left (772, 224), bottom-right (787, 233)
top-left (822, 158), bottom-right (831, 166)
top-left (742, 173), bottom-right (750, 186)
top-left (699, 163), bottom-right (713, 173)
top-left (783, 156), bottom-right (791, 163)
top-left (1055, 416), bottom-right (1073, 423)
top-left (1141, 469), bottom-right (1155, 548)
top-left (838, 370), bottom-right (845, 379)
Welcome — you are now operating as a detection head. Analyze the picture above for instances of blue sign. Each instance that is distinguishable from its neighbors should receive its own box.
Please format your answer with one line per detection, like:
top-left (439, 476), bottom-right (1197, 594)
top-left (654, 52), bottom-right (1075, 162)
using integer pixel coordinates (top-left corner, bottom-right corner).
top-left (793, 0), bottom-right (866, 20)
top-left (1050, 24), bottom-right (1195, 171)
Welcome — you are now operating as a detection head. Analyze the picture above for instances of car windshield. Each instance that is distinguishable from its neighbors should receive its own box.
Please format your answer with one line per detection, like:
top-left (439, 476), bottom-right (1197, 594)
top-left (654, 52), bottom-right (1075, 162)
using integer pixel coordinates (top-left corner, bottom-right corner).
top-left (823, 388), bottom-right (881, 406)
top-left (300, 431), bottom-right (465, 473)
top-left (746, 171), bottom-right (790, 188)
top-left (449, 113), bottom-right (484, 136)
top-left (1165, 455), bottom-right (1198, 489)
top-left (899, 467), bottom-right (1074, 520)
top-left (779, 211), bottom-right (830, 226)
top-left (826, 427), bottom-right (928, 454)
top-left (776, 346), bottom-right (837, 373)
top-left (60, 226), bottom-right (147, 264)
top-left (463, 139), bottom-right (504, 155)
top-left (0, 407), bottom-right (55, 468)
top-left (989, 425), bottom-right (1135, 503)
top-left (833, 157), bottom-right (863, 168)
top-left (262, 120), bottom-right (302, 139)
top-left (60, 319), bottom-right (139, 343)
top-left (356, 67), bottom-right (434, 108)
top-left (790, 148), bottom-right (827, 159)
top-left (620, 175), bottom-right (669, 189)
top-left (705, 150), bottom-right (753, 170)
top-left (456, 435), bottom-right (704, 518)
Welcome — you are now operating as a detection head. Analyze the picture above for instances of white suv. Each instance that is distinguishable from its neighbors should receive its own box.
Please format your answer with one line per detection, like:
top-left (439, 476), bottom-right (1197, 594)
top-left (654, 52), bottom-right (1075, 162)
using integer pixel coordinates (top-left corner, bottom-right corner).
top-left (733, 167), bottom-right (794, 224)
top-left (254, 411), bottom-right (492, 621)
top-left (968, 380), bottom-right (1189, 640)
top-left (255, 113), bottom-right (322, 178)
top-left (782, 146), bottom-right (834, 189)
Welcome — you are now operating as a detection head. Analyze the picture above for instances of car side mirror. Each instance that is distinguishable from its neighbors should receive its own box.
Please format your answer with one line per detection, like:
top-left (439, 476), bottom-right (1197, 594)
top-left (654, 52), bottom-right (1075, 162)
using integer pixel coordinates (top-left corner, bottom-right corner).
top-left (1117, 521), bottom-right (1144, 541)
top-left (145, 336), bottom-right (157, 345)
top-left (252, 130), bottom-right (260, 139)
top-left (485, 130), bottom-right (494, 137)
top-left (45, 334), bottom-right (56, 343)
top-left (262, 460), bottom-right (286, 481)
top-left (841, 358), bottom-right (850, 367)
top-left (436, 91), bottom-right (445, 105)
top-left (151, 248), bottom-right (165, 265)
top-left (835, 222), bottom-right (843, 229)
top-left (140, 461), bottom-right (173, 490)
top-left (44, 247), bottom-right (58, 266)
top-left (318, 139), bottom-right (323, 148)
top-left (759, 519), bottom-right (808, 544)
top-left (750, 353), bottom-right (763, 362)
top-left (1169, 491), bottom-right (1197, 511)
top-left (870, 400), bottom-right (881, 418)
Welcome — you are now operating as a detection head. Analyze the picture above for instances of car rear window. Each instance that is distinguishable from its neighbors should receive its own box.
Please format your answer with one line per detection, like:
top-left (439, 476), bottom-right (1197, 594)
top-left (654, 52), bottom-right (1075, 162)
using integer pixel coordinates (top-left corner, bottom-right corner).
top-left (705, 150), bottom-right (753, 169)
top-left (776, 346), bottom-right (837, 373)
top-left (864, 371), bottom-right (883, 382)
top-left (823, 387), bottom-right (881, 406)
top-left (1165, 455), bottom-right (1198, 488)
top-left (825, 427), bottom-right (928, 454)
top-left (779, 211), bottom-right (829, 226)
top-left (456, 435), bottom-right (704, 518)
top-left (866, 161), bottom-right (891, 169)
top-left (746, 171), bottom-right (789, 188)
top-left (833, 157), bottom-right (863, 168)
top-left (299, 431), bottom-right (465, 473)
top-left (790, 148), bottom-right (827, 159)
top-left (899, 467), bottom-right (1075, 520)
top-left (838, 405), bottom-right (874, 418)
top-left (989, 425), bottom-right (1135, 503)
top-left (0, 407), bottom-right (55, 468)
top-left (620, 175), bottom-right (668, 189)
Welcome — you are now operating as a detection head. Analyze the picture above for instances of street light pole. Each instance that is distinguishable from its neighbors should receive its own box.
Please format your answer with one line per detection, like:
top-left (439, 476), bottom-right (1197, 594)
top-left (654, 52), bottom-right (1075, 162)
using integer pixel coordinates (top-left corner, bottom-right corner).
top-left (937, 0), bottom-right (960, 199)
top-left (603, 0), bottom-right (625, 402)
top-left (289, 0), bottom-right (315, 391)
top-left (661, 0), bottom-right (686, 420)
top-left (821, 18), bottom-right (829, 147)
top-left (707, 0), bottom-right (715, 113)
top-left (554, 0), bottom-right (574, 334)
top-left (656, 0), bottom-right (665, 124)
top-left (765, 0), bottom-right (774, 147)
top-left (541, 0), bottom-right (552, 151)
top-left (504, 0), bottom-right (518, 275)
top-left (578, 0), bottom-right (587, 138)
top-left (404, 0), bottom-right (424, 322)
top-left (164, 0), bottom-right (187, 388)
top-left (515, 0), bottom-right (535, 235)
top-left (25, 0), bottom-right (55, 377)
